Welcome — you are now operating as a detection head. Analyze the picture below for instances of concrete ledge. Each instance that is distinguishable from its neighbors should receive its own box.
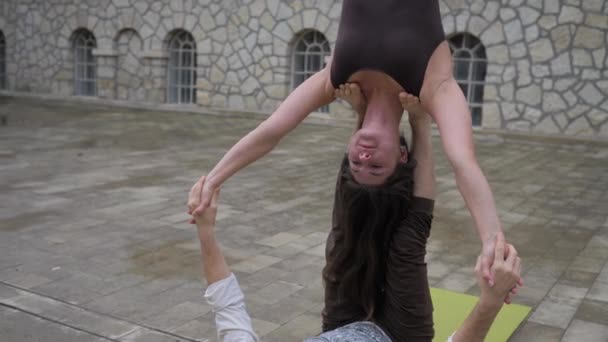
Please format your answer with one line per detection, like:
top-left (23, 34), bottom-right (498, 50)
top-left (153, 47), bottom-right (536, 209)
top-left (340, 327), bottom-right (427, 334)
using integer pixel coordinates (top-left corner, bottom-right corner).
top-left (1, 90), bottom-right (607, 146)
top-left (92, 49), bottom-right (119, 57)
top-left (141, 50), bottom-right (169, 59)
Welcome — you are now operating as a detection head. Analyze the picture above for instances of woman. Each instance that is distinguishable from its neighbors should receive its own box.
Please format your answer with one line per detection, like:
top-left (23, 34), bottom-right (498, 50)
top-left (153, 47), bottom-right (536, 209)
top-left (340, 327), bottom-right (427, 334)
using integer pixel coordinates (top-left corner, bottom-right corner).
top-left (190, 0), bottom-right (511, 294)
top-left (322, 94), bottom-right (439, 341)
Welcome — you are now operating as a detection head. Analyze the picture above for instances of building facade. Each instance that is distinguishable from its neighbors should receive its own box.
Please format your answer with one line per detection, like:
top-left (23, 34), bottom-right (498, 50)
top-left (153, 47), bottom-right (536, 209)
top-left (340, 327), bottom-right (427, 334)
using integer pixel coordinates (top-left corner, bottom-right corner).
top-left (0, 0), bottom-right (607, 137)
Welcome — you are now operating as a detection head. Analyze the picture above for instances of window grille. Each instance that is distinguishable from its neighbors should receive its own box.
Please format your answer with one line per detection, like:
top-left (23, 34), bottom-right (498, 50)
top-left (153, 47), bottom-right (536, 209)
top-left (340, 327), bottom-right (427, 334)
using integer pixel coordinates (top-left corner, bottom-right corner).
top-left (73, 30), bottom-right (97, 96)
top-left (448, 33), bottom-right (487, 126)
top-left (167, 31), bottom-right (197, 104)
top-left (291, 31), bottom-right (331, 113)
top-left (0, 31), bottom-right (5, 89)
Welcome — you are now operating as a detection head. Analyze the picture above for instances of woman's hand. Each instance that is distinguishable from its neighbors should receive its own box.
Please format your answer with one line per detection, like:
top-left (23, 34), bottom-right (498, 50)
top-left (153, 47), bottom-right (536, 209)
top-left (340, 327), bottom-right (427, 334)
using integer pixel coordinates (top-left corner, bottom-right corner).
top-left (192, 187), bottom-right (220, 237)
top-left (187, 175), bottom-right (217, 224)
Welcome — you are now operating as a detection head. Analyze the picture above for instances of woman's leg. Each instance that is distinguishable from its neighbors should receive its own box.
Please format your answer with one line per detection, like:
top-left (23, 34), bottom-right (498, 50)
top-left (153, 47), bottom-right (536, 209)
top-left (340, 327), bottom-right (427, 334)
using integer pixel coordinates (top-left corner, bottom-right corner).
top-left (322, 217), bottom-right (367, 331)
top-left (418, 42), bottom-right (503, 280)
top-left (374, 211), bottom-right (434, 342)
top-left (322, 174), bottom-right (367, 332)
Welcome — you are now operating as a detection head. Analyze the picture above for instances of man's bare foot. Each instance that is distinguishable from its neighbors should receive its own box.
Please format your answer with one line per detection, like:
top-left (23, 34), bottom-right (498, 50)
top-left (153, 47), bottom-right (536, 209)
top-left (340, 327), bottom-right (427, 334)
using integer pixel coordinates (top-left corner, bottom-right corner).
top-left (335, 83), bottom-right (366, 114)
top-left (398, 92), bottom-right (425, 114)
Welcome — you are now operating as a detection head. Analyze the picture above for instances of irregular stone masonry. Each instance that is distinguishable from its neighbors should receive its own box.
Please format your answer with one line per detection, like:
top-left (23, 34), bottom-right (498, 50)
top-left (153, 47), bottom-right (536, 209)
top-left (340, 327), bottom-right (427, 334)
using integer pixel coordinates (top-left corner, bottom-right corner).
top-left (0, 0), bottom-right (607, 137)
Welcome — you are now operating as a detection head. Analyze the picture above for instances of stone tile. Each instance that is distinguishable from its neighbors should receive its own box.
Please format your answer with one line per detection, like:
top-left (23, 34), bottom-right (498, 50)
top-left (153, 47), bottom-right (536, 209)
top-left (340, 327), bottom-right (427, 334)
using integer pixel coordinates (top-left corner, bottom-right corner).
top-left (562, 319), bottom-right (608, 342)
top-left (559, 269), bottom-right (598, 288)
top-left (252, 280), bottom-right (303, 306)
top-left (251, 318), bottom-right (281, 337)
top-left (2, 98), bottom-right (608, 339)
top-left (578, 235), bottom-right (608, 260)
top-left (279, 264), bottom-right (324, 287)
top-left (597, 262), bottom-right (608, 283)
top-left (575, 299), bottom-right (608, 326)
top-left (84, 278), bottom-right (187, 317)
top-left (509, 321), bottom-right (564, 342)
top-left (303, 243), bottom-right (326, 257)
top-left (436, 271), bottom-right (477, 293)
top-left (32, 279), bottom-right (103, 305)
top-left (525, 257), bottom-right (571, 279)
top-left (587, 281), bottom-right (608, 303)
top-left (231, 254), bottom-right (282, 274)
top-left (118, 327), bottom-right (191, 342)
top-left (297, 232), bottom-right (330, 248)
top-left (528, 282), bottom-right (589, 329)
top-left (547, 283), bottom-right (588, 301)
top-left (255, 232), bottom-right (301, 247)
top-left (528, 299), bottom-right (581, 329)
top-left (7, 273), bottom-right (54, 289)
top-left (238, 266), bottom-right (289, 291)
top-left (0, 306), bottom-right (106, 342)
top-left (274, 254), bottom-right (325, 273)
top-left (143, 300), bottom-right (211, 331)
top-left (168, 313), bottom-right (216, 340)
top-left (427, 259), bottom-right (453, 279)
top-left (0, 285), bottom-right (140, 339)
top-left (264, 241), bottom-right (310, 258)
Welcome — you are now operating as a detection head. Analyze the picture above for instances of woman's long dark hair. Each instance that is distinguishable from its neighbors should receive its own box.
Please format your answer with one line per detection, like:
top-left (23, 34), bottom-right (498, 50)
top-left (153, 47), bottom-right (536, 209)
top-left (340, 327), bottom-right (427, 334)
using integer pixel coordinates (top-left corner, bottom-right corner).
top-left (324, 138), bottom-right (415, 320)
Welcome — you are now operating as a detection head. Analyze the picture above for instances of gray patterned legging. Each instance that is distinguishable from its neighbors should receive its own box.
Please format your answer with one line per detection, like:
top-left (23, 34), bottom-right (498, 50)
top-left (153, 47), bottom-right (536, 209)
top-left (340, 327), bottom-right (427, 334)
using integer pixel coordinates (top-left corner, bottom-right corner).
top-left (305, 321), bottom-right (392, 342)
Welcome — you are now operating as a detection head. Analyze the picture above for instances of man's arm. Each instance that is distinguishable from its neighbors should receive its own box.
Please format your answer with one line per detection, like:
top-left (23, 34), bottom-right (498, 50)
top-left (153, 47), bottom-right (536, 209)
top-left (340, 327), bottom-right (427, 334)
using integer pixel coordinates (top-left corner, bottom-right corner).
top-left (193, 188), bottom-right (258, 342)
top-left (197, 215), bottom-right (230, 285)
top-left (192, 63), bottom-right (335, 215)
top-left (452, 234), bottom-right (522, 342)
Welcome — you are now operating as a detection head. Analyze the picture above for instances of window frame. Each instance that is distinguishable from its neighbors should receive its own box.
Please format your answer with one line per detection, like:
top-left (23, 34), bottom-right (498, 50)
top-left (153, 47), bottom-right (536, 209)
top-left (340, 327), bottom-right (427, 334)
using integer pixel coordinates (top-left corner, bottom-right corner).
top-left (73, 30), bottom-right (97, 96)
top-left (167, 30), bottom-right (197, 104)
top-left (0, 31), bottom-right (5, 89)
top-left (291, 30), bottom-right (331, 113)
top-left (448, 33), bottom-right (487, 126)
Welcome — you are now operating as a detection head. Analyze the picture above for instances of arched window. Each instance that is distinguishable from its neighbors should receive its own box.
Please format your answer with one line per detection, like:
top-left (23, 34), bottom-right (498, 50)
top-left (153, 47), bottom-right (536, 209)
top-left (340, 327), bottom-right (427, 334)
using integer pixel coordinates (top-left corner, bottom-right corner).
top-left (167, 30), bottom-right (197, 104)
top-left (0, 31), bottom-right (6, 89)
top-left (448, 33), bottom-right (487, 126)
top-left (73, 29), bottom-right (97, 96)
top-left (291, 31), bottom-right (331, 112)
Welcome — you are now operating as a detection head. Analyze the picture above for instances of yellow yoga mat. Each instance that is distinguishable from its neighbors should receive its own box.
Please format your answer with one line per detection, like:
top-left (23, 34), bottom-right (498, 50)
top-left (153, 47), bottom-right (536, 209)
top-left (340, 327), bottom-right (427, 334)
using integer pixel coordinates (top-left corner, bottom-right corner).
top-left (431, 288), bottom-right (531, 342)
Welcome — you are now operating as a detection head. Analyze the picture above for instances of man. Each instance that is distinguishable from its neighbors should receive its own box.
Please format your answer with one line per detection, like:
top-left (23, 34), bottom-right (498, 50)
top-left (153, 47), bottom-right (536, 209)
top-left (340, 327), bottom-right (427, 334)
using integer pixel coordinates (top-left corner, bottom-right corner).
top-left (191, 187), bottom-right (521, 342)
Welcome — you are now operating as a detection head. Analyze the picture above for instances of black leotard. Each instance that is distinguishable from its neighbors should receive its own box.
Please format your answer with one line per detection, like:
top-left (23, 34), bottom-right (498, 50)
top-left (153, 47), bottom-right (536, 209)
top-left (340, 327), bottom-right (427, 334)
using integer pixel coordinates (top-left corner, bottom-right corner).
top-left (331, 0), bottom-right (446, 96)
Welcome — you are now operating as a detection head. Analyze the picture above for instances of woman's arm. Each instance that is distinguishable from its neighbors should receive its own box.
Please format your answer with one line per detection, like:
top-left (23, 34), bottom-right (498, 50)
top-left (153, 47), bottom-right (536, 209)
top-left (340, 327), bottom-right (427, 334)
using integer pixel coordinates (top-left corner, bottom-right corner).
top-left (192, 64), bottom-right (335, 215)
top-left (424, 77), bottom-right (503, 283)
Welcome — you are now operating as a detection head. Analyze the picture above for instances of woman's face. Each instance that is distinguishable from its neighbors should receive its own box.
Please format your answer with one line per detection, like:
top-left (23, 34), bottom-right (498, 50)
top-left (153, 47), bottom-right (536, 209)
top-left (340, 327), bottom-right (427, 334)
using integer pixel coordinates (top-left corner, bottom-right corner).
top-left (347, 128), bottom-right (407, 185)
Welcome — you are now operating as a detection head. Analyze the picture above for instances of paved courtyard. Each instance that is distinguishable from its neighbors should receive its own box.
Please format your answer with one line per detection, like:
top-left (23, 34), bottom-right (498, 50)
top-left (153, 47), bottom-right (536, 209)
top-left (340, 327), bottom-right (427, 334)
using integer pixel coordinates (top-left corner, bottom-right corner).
top-left (0, 96), bottom-right (607, 341)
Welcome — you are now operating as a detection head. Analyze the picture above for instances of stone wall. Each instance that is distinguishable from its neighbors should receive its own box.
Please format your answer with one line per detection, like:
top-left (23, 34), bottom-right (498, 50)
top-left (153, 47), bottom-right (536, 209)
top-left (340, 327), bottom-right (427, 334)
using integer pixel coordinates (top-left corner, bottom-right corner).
top-left (440, 0), bottom-right (608, 136)
top-left (0, 0), bottom-right (607, 137)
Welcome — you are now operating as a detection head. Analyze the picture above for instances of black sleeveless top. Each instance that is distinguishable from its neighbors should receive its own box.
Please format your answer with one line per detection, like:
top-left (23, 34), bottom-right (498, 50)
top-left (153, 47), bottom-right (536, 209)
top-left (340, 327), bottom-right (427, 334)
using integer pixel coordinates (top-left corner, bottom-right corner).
top-left (330, 0), bottom-right (446, 96)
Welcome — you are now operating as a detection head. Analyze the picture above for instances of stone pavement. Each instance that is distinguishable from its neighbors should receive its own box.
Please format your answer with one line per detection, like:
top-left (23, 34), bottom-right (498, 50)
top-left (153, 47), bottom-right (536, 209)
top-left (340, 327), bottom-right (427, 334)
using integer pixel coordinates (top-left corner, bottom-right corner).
top-left (0, 96), bottom-right (607, 341)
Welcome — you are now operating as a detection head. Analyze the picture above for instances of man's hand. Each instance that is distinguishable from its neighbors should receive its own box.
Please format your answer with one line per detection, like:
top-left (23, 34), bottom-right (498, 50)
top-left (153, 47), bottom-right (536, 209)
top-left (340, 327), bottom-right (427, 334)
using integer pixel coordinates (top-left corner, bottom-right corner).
top-left (187, 175), bottom-right (217, 223)
top-left (477, 234), bottom-right (522, 305)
